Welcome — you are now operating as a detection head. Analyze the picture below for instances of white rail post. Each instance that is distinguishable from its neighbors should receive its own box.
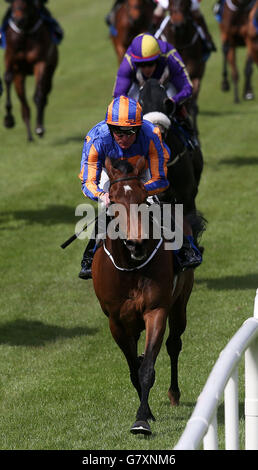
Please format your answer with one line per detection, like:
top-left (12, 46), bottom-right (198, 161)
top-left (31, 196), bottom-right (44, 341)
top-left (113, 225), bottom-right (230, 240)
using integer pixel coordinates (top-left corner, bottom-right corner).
top-left (224, 367), bottom-right (239, 449)
top-left (245, 289), bottom-right (258, 450)
top-left (203, 411), bottom-right (218, 450)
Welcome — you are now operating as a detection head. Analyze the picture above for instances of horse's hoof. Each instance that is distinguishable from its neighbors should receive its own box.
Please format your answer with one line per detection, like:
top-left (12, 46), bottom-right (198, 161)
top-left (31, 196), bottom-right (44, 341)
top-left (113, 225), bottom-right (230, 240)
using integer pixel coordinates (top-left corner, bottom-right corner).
top-left (244, 92), bottom-right (254, 101)
top-left (4, 115), bottom-right (15, 128)
top-left (168, 389), bottom-right (180, 406)
top-left (221, 81), bottom-right (230, 92)
top-left (130, 420), bottom-right (152, 435)
top-left (35, 127), bottom-right (45, 137)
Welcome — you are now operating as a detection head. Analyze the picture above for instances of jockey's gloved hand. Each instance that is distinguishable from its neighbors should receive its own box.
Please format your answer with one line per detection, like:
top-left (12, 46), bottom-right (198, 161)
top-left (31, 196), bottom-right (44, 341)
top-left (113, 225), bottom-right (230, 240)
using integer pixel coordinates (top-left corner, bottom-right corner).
top-left (99, 192), bottom-right (110, 207)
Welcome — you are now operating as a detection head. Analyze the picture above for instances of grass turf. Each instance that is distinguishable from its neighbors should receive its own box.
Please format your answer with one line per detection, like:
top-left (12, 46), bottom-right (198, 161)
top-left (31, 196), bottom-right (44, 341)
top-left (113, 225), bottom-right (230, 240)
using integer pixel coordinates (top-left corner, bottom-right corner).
top-left (0, 0), bottom-right (257, 450)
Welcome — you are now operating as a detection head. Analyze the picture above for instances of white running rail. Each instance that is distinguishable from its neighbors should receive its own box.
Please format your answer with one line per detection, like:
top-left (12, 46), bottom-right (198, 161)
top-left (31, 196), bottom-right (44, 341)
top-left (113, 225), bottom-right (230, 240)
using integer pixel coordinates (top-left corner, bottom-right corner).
top-left (174, 288), bottom-right (258, 450)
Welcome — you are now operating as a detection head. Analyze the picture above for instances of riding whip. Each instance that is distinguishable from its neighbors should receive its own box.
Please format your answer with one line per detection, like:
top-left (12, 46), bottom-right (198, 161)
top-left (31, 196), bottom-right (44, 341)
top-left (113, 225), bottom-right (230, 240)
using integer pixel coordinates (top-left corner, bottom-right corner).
top-left (60, 217), bottom-right (96, 249)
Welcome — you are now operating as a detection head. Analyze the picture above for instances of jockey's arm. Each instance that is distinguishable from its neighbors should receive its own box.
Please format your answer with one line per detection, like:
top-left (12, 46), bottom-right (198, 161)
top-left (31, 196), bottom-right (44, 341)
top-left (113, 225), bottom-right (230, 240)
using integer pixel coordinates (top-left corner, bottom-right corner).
top-left (166, 49), bottom-right (193, 107)
top-left (143, 126), bottom-right (170, 195)
top-left (113, 54), bottom-right (135, 97)
top-left (79, 136), bottom-right (106, 202)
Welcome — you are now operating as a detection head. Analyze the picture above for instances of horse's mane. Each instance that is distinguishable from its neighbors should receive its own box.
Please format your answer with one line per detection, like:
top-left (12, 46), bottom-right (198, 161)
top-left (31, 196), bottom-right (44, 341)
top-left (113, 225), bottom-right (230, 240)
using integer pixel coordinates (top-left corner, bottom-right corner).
top-left (111, 158), bottom-right (134, 175)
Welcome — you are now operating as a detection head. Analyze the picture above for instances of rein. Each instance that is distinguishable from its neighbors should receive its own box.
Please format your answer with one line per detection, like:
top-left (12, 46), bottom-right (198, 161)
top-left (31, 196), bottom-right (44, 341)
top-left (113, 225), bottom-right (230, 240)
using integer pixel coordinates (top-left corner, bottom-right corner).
top-left (8, 17), bottom-right (43, 34)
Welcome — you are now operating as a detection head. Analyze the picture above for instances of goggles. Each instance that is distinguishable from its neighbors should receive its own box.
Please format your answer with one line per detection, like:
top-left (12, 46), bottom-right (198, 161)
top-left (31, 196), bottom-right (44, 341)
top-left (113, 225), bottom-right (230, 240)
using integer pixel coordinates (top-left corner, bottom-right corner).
top-left (137, 60), bottom-right (157, 68)
top-left (111, 126), bottom-right (139, 136)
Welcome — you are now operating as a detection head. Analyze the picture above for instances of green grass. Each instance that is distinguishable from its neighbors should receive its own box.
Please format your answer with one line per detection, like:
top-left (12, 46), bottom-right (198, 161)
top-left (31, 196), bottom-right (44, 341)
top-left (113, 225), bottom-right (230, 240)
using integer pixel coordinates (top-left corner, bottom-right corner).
top-left (0, 0), bottom-right (257, 450)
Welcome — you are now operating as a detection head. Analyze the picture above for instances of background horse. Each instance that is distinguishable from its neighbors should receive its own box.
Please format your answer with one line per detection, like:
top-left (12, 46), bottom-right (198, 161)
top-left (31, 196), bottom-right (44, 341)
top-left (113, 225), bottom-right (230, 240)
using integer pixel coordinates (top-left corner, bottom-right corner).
top-left (92, 157), bottom-right (201, 435)
top-left (245, 0), bottom-right (258, 64)
top-left (139, 78), bottom-right (203, 215)
top-left (158, 0), bottom-right (207, 137)
top-left (3, 0), bottom-right (58, 141)
top-left (218, 0), bottom-right (255, 102)
top-left (110, 0), bottom-right (155, 63)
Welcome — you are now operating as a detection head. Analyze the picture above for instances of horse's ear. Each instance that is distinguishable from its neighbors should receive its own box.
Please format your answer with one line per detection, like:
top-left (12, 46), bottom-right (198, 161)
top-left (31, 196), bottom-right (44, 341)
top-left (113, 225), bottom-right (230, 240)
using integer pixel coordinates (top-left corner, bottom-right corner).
top-left (135, 156), bottom-right (146, 176)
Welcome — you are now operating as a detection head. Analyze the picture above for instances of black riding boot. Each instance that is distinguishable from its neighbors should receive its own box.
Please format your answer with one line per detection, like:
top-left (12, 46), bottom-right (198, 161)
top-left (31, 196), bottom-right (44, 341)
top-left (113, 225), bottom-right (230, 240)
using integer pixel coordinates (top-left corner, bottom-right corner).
top-left (175, 235), bottom-right (202, 271)
top-left (40, 6), bottom-right (64, 43)
top-left (78, 237), bottom-right (96, 280)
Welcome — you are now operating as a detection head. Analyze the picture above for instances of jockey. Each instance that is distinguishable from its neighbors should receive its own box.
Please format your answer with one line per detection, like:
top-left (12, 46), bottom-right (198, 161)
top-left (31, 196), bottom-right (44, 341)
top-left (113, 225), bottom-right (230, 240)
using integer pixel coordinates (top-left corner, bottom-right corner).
top-left (0, 0), bottom-right (64, 48)
top-left (113, 32), bottom-right (198, 146)
top-left (154, 0), bottom-right (217, 52)
top-left (78, 95), bottom-right (202, 279)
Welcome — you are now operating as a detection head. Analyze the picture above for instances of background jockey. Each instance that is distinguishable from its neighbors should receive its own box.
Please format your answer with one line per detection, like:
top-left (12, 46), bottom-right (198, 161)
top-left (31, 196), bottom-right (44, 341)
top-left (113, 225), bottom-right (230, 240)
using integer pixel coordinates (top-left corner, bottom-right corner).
top-left (106, 0), bottom-right (216, 53)
top-left (112, 32), bottom-right (198, 145)
top-left (78, 95), bottom-right (202, 280)
top-left (0, 0), bottom-right (64, 47)
top-left (154, 0), bottom-right (217, 52)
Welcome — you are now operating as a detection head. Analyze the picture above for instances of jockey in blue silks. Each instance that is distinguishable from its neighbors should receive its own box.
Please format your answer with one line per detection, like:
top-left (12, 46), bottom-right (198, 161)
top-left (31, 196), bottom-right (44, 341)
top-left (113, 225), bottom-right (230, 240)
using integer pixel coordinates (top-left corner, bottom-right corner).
top-left (78, 95), bottom-right (202, 279)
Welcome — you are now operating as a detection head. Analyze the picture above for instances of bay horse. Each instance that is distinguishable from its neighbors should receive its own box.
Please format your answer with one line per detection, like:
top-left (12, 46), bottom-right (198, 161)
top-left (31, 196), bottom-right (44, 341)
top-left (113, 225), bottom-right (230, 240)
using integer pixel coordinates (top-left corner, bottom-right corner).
top-left (139, 78), bottom-right (203, 215)
top-left (110, 0), bottom-right (156, 63)
top-left (158, 0), bottom-right (207, 136)
top-left (92, 157), bottom-right (202, 435)
top-left (218, 0), bottom-right (255, 102)
top-left (3, 0), bottom-right (58, 141)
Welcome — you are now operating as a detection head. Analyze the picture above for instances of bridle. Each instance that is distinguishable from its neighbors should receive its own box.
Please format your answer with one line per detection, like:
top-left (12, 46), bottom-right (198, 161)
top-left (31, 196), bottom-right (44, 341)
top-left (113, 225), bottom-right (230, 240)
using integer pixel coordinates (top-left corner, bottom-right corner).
top-left (9, 0), bottom-right (43, 35)
top-left (109, 175), bottom-right (140, 187)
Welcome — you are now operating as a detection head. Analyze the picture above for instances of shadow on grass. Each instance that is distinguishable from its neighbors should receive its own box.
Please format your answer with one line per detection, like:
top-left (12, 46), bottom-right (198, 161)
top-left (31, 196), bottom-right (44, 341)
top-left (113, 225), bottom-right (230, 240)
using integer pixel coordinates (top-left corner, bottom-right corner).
top-left (0, 205), bottom-right (84, 227)
top-left (219, 156), bottom-right (258, 166)
top-left (52, 134), bottom-right (84, 145)
top-left (196, 273), bottom-right (258, 291)
top-left (0, 319), bottom-right (98, 347)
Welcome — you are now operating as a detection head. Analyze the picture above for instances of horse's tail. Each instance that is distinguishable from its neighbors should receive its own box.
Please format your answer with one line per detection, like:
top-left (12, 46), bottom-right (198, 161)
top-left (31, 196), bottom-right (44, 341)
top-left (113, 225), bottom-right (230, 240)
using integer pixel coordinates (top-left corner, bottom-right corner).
top-left (185, 210), bottom-right (207, 246)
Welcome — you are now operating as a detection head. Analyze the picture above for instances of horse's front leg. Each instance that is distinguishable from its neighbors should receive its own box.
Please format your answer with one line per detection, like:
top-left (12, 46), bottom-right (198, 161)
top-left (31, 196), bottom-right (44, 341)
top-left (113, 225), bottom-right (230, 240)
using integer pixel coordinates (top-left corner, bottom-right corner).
top-left (33, 62), bottom-right (48, 138)
top-left (109, 317), bottom-right (141, 398)
top-left (131, 308), bottom-right (167, 435)
top-left (13, 73), bottom-right (33, 141)
top-left (221, 40), bottom-right (230, 92)
top-left (243, 54), bottom-right (254, 100)
top-left (3, 67), bottom-right (15, 129)
top-left (227, 46), bottom-right (239, 103)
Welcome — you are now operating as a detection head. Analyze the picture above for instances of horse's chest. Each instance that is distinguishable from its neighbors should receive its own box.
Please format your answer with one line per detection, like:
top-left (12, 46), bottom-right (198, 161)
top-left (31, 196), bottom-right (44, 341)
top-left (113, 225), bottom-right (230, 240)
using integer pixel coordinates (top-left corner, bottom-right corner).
top-left (119, 295), bottom-right (146, 332)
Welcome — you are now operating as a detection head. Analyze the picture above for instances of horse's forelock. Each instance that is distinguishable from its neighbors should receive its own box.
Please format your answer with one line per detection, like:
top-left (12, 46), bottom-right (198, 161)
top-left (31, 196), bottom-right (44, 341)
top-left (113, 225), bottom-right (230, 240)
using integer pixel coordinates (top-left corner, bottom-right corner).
top-left (139, 79), bottom-right (167, 114)
top-left (111, 159), bottom-right (134, 175)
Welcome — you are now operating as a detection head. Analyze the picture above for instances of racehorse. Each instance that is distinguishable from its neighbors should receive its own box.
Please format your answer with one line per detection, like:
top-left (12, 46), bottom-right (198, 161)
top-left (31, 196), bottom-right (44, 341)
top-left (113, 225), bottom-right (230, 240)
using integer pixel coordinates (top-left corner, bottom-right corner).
top-left (218, 0), bottom-right (255, 102)
top-left (92, 156), bottom-right (204, 435)
top-left (110, 0), bottom-right (156, 63)
top-left (3, 0), bottom-right (58, 141)
top-left (158, 0), bottom-right (207, 136)
top-left (245, 0), bottom-right (258, 65)
top-left (138, 78), bottom-right (203, 215)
